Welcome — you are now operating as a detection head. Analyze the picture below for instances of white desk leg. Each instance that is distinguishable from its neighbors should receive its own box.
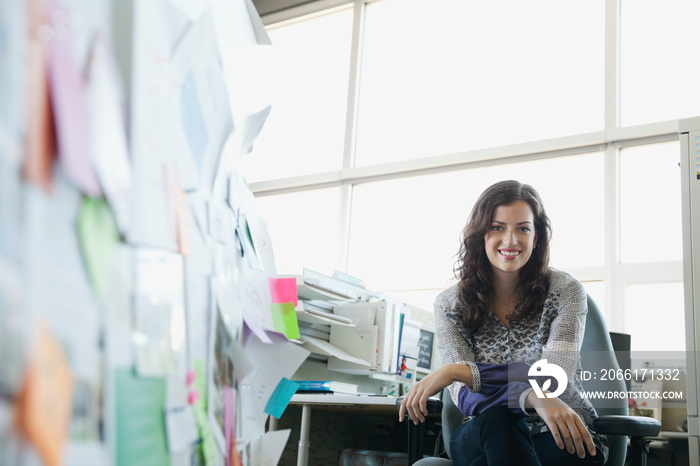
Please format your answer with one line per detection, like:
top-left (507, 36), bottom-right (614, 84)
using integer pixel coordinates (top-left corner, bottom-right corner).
top-left (269, 416), bottom-right (278, 431)
top-left (297, 404), bottom-right (311, 466)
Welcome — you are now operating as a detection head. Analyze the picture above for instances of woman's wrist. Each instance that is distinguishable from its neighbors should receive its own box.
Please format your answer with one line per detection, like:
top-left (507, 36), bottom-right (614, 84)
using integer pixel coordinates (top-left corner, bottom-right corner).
top-left (446, 363), bottom-right (473, 386)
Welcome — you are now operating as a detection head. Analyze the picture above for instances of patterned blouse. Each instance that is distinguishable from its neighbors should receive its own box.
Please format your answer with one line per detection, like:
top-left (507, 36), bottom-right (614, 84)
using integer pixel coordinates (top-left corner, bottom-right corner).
top-left (434, 269), bottom-right (599, 430)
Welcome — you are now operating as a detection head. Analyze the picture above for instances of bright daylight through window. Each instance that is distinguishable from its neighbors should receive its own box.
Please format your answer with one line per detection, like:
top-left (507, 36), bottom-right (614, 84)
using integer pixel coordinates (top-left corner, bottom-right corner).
top-left (249, 0), bottom-right (698, 353)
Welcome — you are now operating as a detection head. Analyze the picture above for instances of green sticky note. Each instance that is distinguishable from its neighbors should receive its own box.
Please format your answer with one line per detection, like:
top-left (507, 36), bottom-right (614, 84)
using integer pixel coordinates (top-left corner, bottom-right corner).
top-left (194, 402), bottom-right (217, 466)
top-left (192, 359), bottom-right (216, 465)
top-left (77, 197), bottom-right (120, 298)
top-left (270, 302), bottom-right (300, 340)
top-left (194, 359), bottom-right (207, 405)
top-left (114, 368), bottom-right (169, 466)
top-left (201, 428), bottom-right (218, 466)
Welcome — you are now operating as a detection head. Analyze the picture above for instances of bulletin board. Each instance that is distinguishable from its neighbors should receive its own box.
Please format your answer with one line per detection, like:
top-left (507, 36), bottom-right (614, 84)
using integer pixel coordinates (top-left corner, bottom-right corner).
top-left (0, 0), bottom-right (305, 465)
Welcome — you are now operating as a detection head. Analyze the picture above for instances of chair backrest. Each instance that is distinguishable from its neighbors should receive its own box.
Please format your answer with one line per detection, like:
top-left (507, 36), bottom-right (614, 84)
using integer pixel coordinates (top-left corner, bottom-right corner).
top-left (580, 295), bottom-right (629, 466)
top-left (437, 295), bottom-right (628, 465)
top-left (439, 386), bottom-right (463, 459)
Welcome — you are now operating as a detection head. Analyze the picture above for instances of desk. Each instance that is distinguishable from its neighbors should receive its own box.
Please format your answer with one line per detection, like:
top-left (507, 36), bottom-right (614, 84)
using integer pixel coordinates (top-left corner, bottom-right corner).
top-left (650, 431), bottom-right (689, 466)
top-left (273, 394), bottom-right (398, 466)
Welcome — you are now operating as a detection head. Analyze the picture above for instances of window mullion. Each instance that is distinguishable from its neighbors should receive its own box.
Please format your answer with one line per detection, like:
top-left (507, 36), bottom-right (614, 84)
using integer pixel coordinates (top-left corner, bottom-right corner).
top-left (338, 182), bottom-right (354, 273)
top-left (342, 0), bottom-right (365, 170)
top-left (604, 0), bottom-right (620, 132)
top-left (605, 142), bottom-right (622, 330)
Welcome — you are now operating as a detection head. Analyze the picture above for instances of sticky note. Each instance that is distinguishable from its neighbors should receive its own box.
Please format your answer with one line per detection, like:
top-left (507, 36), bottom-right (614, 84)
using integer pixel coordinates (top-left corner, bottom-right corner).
top-left (193, 359), bottom-right (207, 403)
top-left (224, 386), bottom-right (235, 466)
top-left (13, 322), bottom-right (74, 466)
top-left (47, 0), bottom-right (101, 196)
top-left (114, 368), bottom-right (169, 466)
top-left (23, 0), bottom-right (57, 192)
top-left (263, 378), bottom-right (299, 419)
top-left (77, 197), bottom-right (120, 298)
top-left (268, 277), bottom-right (298, 306)
top-left (192, 359), bottom-right (216, 466)
top-left (270, 302), bottom-right (300, 340)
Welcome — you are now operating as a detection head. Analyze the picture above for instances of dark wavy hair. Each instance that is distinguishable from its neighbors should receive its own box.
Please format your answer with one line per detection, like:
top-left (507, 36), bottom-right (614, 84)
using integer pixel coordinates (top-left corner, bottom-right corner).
top-left (454, 180), bottom-right (552, 332)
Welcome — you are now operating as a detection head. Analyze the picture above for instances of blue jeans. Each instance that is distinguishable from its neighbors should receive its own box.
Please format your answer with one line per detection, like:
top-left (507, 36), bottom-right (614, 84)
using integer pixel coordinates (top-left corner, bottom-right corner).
top-left (449, 406), bottom-right (606, 466)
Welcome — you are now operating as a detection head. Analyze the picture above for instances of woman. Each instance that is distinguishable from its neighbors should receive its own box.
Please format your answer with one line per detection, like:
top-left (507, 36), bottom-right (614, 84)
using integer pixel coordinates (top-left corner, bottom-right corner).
top-left (398, 180), bottom-right (607, 465)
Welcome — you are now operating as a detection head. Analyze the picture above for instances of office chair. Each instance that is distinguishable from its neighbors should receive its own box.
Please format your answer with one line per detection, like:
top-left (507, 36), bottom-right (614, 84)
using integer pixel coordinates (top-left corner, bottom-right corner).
top-left (398, 295), bottom-right (661, 466)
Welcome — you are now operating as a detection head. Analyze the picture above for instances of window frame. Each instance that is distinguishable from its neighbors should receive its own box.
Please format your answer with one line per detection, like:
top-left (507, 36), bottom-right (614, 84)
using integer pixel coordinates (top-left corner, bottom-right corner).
top-left (250, 0), bottom-right (686, 337)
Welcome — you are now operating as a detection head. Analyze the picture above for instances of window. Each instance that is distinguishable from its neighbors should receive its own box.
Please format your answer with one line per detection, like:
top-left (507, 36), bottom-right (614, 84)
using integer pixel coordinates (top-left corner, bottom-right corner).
top-left (619, 0), bottom-right (700, 126)
top-left (619, 141), bottom-right (682, 263)
top-left (347, 152), bottom-right (605, 295)
top-left (241, 7), bottom-right (354, 182)
top-left (355, 0), bottom-right (605, 166)
top-left (251, 1), bottom-right (689, 352)
top-left (624, 283), bottom-right (685, 352)
top-left (253, 187), bottom-right (341, 275)
top-left (581, 281), bottom-right (606, 317)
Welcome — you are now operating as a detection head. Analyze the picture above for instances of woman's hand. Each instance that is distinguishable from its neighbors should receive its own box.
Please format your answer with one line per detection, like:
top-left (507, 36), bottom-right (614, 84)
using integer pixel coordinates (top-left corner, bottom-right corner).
top-left (526, 392), bottom-right (597, 459)
top-left (399, 363), bottom-right (474, 424)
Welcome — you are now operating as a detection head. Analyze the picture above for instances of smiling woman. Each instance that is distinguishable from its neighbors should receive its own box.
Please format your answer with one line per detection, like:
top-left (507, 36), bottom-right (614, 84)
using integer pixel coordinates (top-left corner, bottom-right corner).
top-left (399, 180), bottom-right (608, 466)
top-left (484, 201), bottom-right (538, 278)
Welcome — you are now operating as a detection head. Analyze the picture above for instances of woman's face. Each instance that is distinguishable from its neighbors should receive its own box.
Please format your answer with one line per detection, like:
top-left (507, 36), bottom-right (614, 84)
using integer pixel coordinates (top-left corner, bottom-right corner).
top-left (484, 200), bottom-right (538, 279)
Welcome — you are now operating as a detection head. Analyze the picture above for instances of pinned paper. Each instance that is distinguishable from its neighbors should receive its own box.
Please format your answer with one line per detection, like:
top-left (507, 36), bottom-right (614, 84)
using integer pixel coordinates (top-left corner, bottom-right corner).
top-left (224, 386), bottom-right (236, 466)
top-left (268, 277), bottom-right (297, 307)
top-left (77, 197), bottom-right (120, 298)
top-left (270, 302), bottom-right (300, 340)
top-left (241, 312), bottom-right (272, 344)
top-left (259, 430), bottom-right (292, 466)
top-left (165, 165), bottom-right (192, 256)
top-left (180, 71), bottom-right (208, 173)
top-left (267, 276), bottom-right (300, 341)
top-left (168, 0), bottom-right (211, 21)
top-left (248, 216), bottom-right (276, 275)
top-left (263, 378), bottom-right (299, 419)
top-left (23, 0), bottom-right (57, 192)
top-left (240, 264), bottom-right (274, 342)
top-left (194, 397), bottom-right (217, 466)
top-left (194, 360), bottom-right (206, 400)
top-left (239, 332), bottom-right (309, 443)
top-left (86, 37), bottom-right (132, 235)
top-left (114, 368), bottom-right (169, 466)
top-left (47, 0), bottom-right (101, 197)
top-left (193, 359), bottom-right (217, 466)
top-left (219, 105), bottom-right (271, 163)
top-left (13, 322), bottom-right (74, 466)
top-left (165, 404), bottom-right (199, 454)
top-left (230, 437), bottom-right (243, 466)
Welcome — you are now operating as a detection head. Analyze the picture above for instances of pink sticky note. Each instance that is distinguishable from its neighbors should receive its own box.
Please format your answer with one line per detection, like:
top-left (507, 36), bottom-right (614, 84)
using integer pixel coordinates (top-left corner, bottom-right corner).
top-left (268, 277), bottom-right (298, 306)
top-left (188, 389), bottom-right (199, 405)
top-left (186, 370), bottom-right (196, 386)
top-left (47, 0), bottom-right (101, 197)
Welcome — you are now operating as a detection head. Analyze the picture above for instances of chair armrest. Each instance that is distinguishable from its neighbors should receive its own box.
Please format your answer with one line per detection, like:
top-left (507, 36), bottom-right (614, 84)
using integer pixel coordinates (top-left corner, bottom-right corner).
top-left (593, 415), bottom-right (661, 438)
top-left (396, 396), bottom-right (443, 416)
